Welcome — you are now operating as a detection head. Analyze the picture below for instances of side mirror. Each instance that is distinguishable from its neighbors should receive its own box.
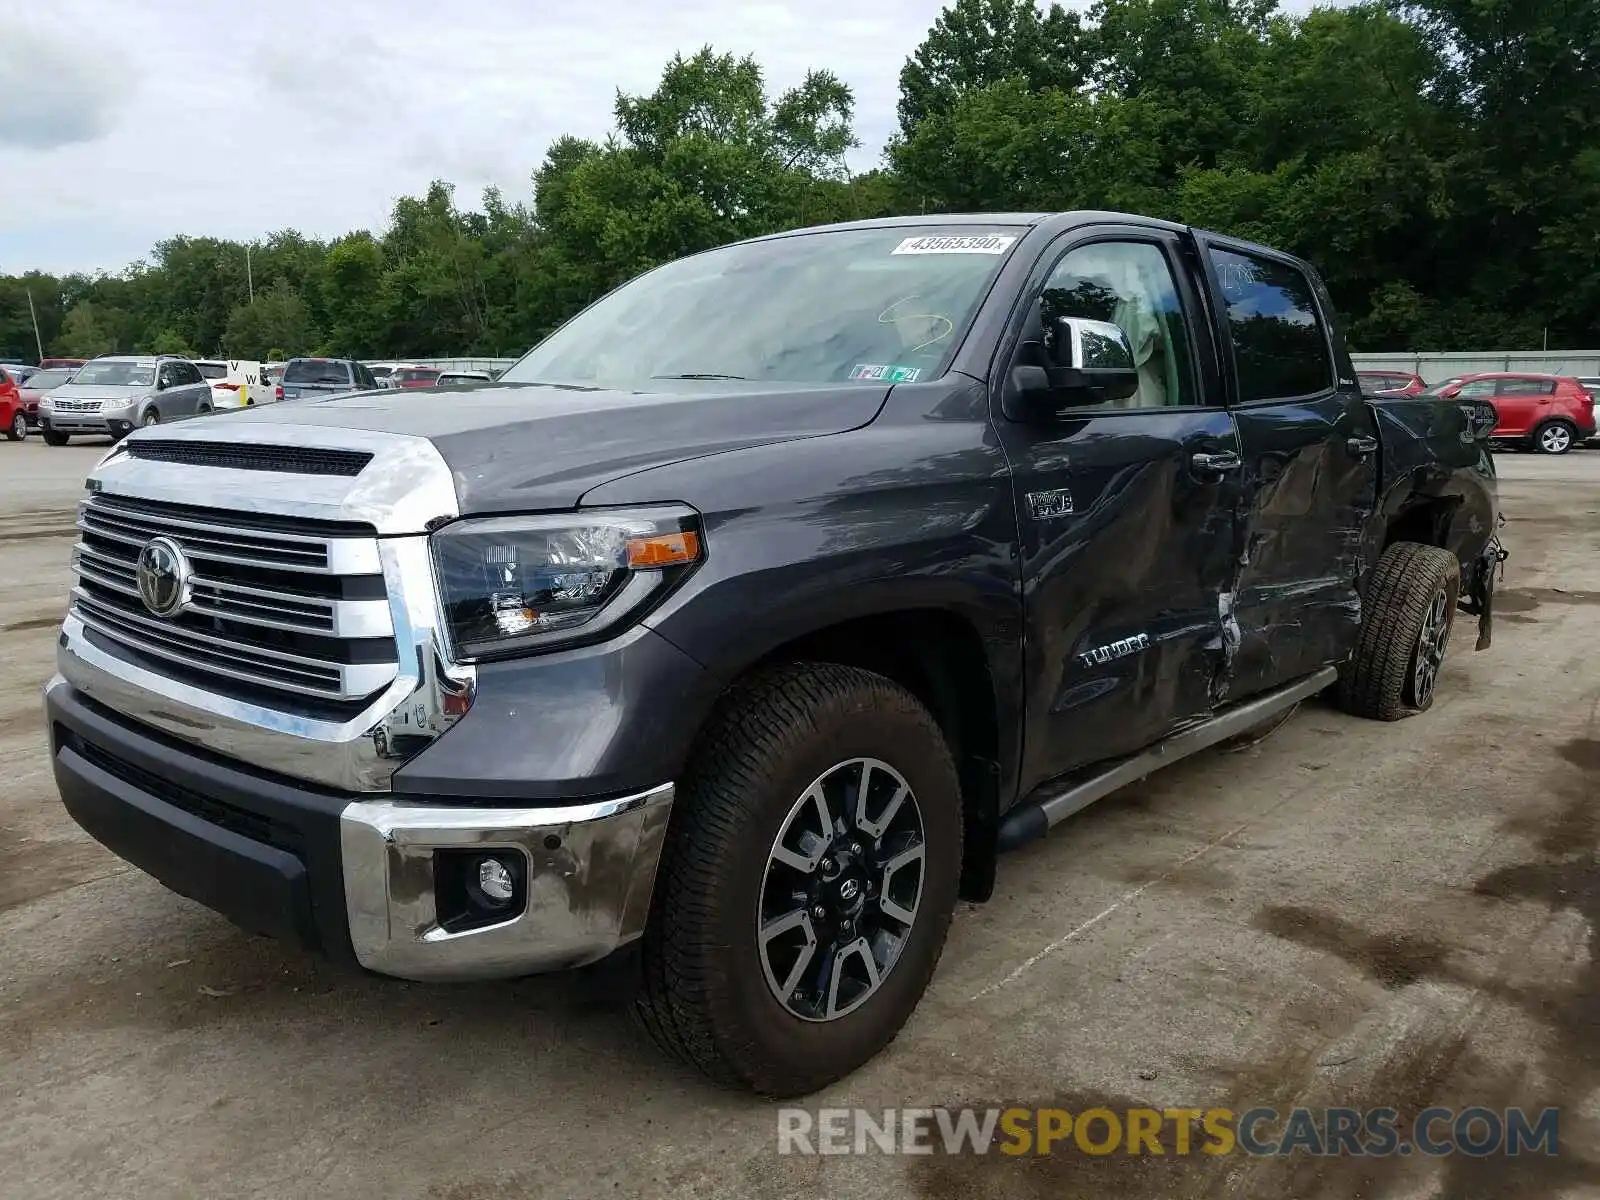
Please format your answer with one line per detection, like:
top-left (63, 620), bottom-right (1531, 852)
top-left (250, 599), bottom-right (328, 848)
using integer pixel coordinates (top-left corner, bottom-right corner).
top-left (1006, 317), bottom-right (1140, 421)
top-left (1458, 398), bottom-right (1498, 440)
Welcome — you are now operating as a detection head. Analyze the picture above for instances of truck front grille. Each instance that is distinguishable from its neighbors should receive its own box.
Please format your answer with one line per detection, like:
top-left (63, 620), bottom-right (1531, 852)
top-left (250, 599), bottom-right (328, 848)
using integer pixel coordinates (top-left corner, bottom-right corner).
top-left (69, 493), bottom-right (399, 708)
top-left (125, 441), bottom-right (375, 477)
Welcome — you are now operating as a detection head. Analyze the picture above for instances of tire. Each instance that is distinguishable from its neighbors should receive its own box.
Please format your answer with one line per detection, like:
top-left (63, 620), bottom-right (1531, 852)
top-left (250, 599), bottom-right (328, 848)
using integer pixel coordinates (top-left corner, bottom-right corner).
top-left (141, 409), bottom-right (160, 428)
top-left (1339, 542), bottom-right (1460, 721)
top-left (5, 411), bottom-right (24, 442)
top-left (42, 428), bottom-right (69, 447)
top-left (634, 662), bottom-right (962, 1096)
top-left (1533, 420), bottom-right (1575, 455)
top-left (196, 403), bottom-right (212, 416)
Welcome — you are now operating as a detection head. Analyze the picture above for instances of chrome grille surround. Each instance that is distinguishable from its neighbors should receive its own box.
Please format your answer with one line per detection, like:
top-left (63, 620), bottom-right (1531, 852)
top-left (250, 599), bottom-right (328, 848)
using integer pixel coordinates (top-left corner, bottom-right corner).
top-left (55, 420), bottom-right (472, 792)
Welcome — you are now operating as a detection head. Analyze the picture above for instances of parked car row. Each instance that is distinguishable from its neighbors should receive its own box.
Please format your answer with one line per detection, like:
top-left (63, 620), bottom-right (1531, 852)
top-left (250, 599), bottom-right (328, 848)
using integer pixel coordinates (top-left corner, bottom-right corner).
top-left (1359, 369), bottom-right (1598, 454)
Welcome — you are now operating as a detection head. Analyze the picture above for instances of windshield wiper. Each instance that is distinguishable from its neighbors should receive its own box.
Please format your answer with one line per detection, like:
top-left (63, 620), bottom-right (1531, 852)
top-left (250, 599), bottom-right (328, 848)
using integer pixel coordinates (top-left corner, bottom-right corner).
top-left (651, 373), bottom-right (750, 381)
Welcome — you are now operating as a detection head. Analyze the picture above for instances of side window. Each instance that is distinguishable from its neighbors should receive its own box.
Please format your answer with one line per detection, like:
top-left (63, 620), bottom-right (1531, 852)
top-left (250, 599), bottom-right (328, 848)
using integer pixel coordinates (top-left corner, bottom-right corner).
top-left (1209, 248), bottom-right (1333, 403)
top-left (157, 363), bottom-right (176, 388)
top-left (1036, 240), bottom-right (1194, 408)
top-left (1457, 380), bottom-right (1498, 397)
top-left (181, 362), bottom-right (202, 385)
top-left (1497, 377), bottom-right (1555, 396)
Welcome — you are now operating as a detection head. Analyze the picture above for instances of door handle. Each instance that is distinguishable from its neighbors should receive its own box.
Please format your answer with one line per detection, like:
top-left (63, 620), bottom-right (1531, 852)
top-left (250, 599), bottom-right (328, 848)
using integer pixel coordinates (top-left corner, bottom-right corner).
top-left (1191, 450), bottom-right (1243, 474)
top-left (1347, 435), bottom-right (1379, 459)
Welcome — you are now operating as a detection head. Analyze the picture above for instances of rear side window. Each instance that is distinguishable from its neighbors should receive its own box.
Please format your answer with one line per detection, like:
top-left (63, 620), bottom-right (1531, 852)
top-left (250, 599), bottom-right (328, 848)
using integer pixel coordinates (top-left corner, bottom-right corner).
top-left (284, 359), bottom-right (353, 385)
top-left (1210, 248), bottom-right (1333, 403)
top-left (1497, 377), bottom-right (1555, 396)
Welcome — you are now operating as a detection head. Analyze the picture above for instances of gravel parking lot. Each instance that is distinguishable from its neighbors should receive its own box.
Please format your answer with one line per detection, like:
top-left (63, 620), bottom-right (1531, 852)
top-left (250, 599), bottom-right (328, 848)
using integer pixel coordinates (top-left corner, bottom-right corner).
top-left (2, 438), bottom-right (1597, 1199)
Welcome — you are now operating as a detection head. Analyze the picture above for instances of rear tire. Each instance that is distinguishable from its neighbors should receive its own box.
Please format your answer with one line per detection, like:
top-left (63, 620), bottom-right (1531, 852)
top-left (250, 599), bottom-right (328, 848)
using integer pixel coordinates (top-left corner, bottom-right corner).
top-left (5, 411), bottom-right (24, 441)
top-left (1339, 542), bottom-right (1459, 721)
top-left (42, 428), bottom-right (69, 446)
top-left (1533, 420), bottom-right (1575, 455)
top-left (634, 662), bottom-right (962, 1096)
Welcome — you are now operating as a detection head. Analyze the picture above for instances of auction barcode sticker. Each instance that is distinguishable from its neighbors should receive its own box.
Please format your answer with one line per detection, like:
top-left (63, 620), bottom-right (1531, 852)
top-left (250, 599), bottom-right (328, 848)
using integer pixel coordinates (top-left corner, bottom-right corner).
top-left (891, 234), bottom-right (1018, 255)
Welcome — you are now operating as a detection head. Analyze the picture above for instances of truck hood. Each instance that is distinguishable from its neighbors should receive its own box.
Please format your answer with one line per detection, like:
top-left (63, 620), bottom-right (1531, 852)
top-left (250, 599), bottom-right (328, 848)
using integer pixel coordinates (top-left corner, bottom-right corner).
top-left (205, 381), bottom-right (891, 512)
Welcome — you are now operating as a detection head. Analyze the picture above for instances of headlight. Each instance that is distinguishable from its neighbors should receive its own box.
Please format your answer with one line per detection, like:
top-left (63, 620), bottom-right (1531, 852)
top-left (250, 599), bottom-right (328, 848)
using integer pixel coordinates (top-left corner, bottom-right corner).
top-left (431, 505), bottom-right (703, 661)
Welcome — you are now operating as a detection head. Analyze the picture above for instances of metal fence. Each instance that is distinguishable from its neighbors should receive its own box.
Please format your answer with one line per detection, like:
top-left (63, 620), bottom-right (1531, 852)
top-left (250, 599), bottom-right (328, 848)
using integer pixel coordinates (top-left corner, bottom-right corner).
top-left (1352, 351), bottom-right (1600, 381)
top-left (361, 358), bottom-right (519, 373)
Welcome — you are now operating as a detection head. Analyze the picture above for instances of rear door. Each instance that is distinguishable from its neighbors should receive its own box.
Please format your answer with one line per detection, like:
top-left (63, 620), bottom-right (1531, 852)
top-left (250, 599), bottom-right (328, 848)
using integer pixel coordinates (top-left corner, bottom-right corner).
top-left (1194, 236), bottom-right (1379, 701)
top-left (993, 226), bottom-right (1241, 789)
top-left (1494, 376), bottom-right (1553, 437)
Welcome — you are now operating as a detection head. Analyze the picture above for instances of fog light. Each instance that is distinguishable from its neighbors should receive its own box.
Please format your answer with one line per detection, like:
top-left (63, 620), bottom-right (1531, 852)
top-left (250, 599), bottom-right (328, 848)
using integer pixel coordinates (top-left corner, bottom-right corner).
top-left (476, 856), bottom-right (516, 905)
top-left (434, 848), bottom-right (526, 932)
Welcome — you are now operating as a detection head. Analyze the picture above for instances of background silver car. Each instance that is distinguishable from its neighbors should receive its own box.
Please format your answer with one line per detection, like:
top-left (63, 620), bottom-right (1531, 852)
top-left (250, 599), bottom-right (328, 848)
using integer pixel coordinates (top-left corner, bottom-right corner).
top-left (39, 355), bottom-right (213, 445)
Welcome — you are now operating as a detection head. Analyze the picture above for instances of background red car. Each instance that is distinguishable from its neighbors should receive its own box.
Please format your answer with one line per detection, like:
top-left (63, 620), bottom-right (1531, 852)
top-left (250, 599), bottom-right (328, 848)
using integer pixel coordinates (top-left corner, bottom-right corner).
top-left (1358, 370), bottom-right (1426, 395)
top-left (391, 366), bottom-right (442, 389)
top-left (1423, 372), bottom-right (1597, 454)
top-left (0, 366), bottom-right (28, 441)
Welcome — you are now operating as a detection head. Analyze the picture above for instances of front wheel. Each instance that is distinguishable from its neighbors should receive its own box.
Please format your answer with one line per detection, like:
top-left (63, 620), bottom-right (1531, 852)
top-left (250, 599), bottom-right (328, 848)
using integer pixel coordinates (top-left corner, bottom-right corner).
top-left (1340, 542), bottom-right (1460, 720)
top-left (1533, 420), bottom-right (1575, 455)
top-left (635, 662), bottom-right (962, 1096)
top-left (41, 428), bottom-right (69, 446)
top-left (141, 409), bottom-right (160, 428)
top-left (5, 411), bottom-right (25, 441)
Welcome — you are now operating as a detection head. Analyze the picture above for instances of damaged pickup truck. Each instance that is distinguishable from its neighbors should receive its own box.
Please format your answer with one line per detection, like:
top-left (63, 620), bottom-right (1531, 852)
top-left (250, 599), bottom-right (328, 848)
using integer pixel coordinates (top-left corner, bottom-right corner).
top-left (45, 212), bottom-right (1502, 1097)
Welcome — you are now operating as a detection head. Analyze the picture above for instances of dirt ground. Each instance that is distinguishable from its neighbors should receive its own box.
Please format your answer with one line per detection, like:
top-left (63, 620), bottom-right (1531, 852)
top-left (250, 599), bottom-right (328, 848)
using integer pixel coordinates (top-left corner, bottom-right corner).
top-left (1, 438), bottom-right (1597, 1200)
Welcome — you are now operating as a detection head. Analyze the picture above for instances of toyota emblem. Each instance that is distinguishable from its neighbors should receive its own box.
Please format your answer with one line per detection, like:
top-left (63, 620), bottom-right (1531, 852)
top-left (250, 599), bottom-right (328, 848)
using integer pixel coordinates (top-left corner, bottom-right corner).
top-left (136, 536), bottom-right (190, 618)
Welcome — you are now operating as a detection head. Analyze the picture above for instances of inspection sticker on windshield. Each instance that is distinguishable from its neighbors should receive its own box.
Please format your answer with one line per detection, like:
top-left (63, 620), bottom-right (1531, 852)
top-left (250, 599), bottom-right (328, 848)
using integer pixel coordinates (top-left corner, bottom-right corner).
top-left (891, 234), bottom-right (1016, 256)
top-left (851, 364), bottom-right (922, 382)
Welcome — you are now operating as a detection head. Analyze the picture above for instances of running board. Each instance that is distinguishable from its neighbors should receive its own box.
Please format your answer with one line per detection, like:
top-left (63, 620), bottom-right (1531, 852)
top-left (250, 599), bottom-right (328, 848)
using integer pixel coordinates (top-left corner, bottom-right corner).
top-left (995, 667), bottom-right (1339, 852)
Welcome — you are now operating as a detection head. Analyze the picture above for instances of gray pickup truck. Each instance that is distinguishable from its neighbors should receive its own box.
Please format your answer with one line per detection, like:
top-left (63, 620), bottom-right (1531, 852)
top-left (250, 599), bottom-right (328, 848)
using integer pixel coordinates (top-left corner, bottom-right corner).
top-left (276, 357), bottom-right (380, 401)
top-left (45, 210), bottom-right (1502, 1097)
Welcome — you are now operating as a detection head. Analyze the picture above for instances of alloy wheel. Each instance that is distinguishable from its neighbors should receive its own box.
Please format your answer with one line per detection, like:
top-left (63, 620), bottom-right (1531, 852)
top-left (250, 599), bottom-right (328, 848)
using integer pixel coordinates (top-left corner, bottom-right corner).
top-left (757, 757), bottom-right (926, 1022)
top-left (1540, 424), bottom-right (1571, 453)
top-left (1411, 587), bottom-right (1452, 706)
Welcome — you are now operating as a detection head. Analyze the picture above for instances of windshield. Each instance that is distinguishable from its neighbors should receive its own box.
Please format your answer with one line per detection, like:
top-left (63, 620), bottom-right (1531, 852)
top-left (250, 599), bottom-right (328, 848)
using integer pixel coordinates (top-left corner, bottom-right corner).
top-left (284, 360), bottom-right (352, 385)
top-left (501, 226), bottom-right (1024, 390)
top-left (24, 368), bottom-right (74, 390)
top-left (72, 361), bottom-right (155, 387)
top-left (195, 362), bottom-right (228, 380)
top-left (1419, 377), bottom-right (1466, 397)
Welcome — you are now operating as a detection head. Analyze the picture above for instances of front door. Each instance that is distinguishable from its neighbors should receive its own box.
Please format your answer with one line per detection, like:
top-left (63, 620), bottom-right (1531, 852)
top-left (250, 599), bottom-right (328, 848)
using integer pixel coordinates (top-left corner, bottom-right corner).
top-left (993, 229), bottom-right (1241, 795)
top-left (1196, 238), bottom-right (1379, 700)
top-left (1493, 376), bottom-right (1553, 438)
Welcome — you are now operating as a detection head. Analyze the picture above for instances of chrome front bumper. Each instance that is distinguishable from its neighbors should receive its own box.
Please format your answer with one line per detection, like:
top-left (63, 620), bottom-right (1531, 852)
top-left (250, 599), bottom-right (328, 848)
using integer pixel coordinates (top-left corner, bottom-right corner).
top-left (339, 784), bottom-right (674, 980)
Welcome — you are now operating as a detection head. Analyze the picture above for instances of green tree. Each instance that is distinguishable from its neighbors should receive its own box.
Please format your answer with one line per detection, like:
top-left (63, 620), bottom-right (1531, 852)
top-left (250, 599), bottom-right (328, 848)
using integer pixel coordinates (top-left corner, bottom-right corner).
top-left (149, 328), bottom-right (196, 357)
top-left (224, 279), bottom-right (312, 359)
top-left (896, 0), bottom-right (1085, 135)
top-left (55, 300), bottom-right (117, 357)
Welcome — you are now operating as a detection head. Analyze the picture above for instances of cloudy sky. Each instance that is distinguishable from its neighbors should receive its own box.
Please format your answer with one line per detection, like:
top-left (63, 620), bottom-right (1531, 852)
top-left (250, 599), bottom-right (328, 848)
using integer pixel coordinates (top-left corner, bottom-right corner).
top-left (0, 0), bottom-right (1335, 277)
